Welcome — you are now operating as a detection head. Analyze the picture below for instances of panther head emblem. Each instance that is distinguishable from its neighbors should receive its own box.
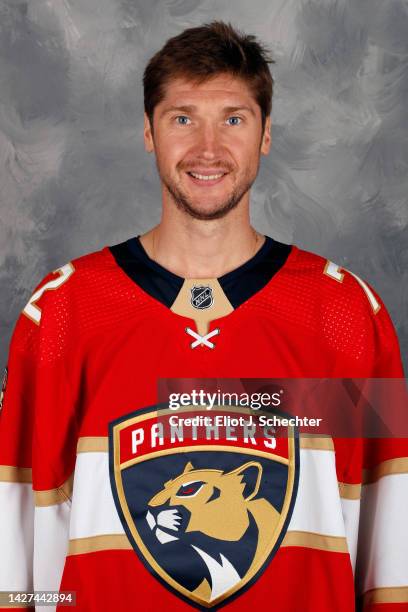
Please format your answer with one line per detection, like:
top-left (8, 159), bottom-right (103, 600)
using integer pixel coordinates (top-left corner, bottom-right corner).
top-left (145, 460), bottom-right (280, 601)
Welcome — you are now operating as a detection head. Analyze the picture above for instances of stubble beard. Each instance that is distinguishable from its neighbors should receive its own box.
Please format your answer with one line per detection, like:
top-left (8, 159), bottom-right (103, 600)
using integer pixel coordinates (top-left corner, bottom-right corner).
top-left (159, 165), bottom-right (258, 221)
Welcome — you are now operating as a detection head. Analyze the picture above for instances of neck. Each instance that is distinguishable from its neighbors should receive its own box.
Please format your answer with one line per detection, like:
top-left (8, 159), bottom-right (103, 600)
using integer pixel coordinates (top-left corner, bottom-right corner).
top-left (139, 203), bottom-right (264, 279)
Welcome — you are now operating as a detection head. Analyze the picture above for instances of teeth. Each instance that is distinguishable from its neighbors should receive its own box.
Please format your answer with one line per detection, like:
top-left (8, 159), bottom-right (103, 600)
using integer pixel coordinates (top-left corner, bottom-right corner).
top-left (189, 172), bottom-right (224, 181)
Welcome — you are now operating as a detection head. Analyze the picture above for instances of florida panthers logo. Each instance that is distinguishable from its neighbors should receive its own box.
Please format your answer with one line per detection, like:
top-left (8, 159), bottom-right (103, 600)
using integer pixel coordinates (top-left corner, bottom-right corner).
top-left (109, 405), bottom-right (299, 609)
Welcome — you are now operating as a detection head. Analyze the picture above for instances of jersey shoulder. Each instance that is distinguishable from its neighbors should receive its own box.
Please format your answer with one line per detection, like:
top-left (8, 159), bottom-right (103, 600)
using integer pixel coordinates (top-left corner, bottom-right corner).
top-left (266, 245), bottom-right (402, 371)
top-left (12, 245), bottom-right (151, 361)
top-left (289, 246), bottom-right (382, 315)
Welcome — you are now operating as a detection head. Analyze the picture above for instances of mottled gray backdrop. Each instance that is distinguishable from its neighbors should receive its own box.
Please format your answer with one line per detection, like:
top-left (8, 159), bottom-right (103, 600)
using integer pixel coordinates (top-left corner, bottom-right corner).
top-left (0, 0), bottom-right (407, 371)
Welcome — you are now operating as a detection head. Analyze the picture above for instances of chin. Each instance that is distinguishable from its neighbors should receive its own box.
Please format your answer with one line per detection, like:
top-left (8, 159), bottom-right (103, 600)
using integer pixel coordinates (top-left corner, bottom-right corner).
top-left (181, 203), bottom-right (238, 221)
top-left (164, 180), bottom-right (242, 220)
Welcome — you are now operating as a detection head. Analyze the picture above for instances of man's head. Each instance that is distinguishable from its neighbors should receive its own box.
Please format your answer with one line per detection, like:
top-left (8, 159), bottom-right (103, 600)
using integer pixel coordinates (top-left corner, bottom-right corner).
top-left (143, 21), bottom-right (274, 221)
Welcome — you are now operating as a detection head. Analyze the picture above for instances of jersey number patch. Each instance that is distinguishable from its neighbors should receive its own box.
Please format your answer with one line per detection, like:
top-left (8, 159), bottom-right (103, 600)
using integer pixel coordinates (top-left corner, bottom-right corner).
top-left (324, 261), bottom-right (380, 314)
top-left (23, 263), bottom-right (75, 324)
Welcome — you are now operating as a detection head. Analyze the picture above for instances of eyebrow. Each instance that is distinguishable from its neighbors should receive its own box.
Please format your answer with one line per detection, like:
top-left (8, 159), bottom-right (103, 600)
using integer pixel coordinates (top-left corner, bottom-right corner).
top-left (160, 104), bottom-right (256, 117)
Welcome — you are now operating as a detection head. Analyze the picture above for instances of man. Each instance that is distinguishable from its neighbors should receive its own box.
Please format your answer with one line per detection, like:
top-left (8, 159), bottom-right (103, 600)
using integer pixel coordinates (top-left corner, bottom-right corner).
top-left (0, 21), bottom-right (407, 612)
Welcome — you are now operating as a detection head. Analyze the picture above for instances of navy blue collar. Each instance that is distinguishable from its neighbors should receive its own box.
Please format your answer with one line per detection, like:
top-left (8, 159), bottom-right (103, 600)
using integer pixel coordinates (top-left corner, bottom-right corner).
top-left (109, 235), bottom-right (292, 309)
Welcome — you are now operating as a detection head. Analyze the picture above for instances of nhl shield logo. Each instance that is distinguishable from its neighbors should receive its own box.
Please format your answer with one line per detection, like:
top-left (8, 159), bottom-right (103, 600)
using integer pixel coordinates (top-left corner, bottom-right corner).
top-left (190, 286), bottom-right (214, 310)
top-left (109, 406), bottom-right (299, 609)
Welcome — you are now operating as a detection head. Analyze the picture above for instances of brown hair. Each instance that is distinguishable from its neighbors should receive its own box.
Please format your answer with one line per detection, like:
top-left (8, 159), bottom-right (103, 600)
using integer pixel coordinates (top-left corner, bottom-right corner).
top-left (143, 21), bottom-right (275, 133)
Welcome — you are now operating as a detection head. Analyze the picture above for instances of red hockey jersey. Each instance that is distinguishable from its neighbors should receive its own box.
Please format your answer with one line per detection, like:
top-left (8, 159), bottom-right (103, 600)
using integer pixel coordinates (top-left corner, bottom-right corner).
top-left (0, 236), bottom-right (407, 611)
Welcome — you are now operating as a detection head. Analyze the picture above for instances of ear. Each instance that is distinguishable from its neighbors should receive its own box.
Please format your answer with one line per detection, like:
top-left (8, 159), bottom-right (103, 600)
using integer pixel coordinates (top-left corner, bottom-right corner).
top-left (144, 112), bottom-right (155, 153)
top-left (260, 115), bottom-right (271, 155)
top-left (183, 461), bottom-right (194, 473)
top-left (227, 461), bottom-right (263, 501)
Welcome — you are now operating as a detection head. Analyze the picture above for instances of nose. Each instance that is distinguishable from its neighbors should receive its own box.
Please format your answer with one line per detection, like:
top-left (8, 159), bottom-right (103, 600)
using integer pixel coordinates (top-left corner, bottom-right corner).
top-left (196, 121), bottom-right (223, 160)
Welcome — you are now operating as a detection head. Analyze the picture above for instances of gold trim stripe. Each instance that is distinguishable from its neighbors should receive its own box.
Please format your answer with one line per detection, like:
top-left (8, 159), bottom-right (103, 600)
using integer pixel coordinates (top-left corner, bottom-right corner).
top-left (34, 473), bottom-right (74, 507)
top-left (0, 465), bottom-right (32, 483)
top-left (338, 481), bottom-right (362, 500)
top-left (299, 435), bottom-right (334, 451)
top-left (67, 531), bottom-right (349, 557)
top-left (282, 530), bottom-right (349, 553)
top-left (68, 534), bottom-right (132, 556)
top-left (77, 437), bottom-right (108, 453)
top-left (361, 586), bottom-right (408, 605)
top-left (363, 457), bottom-right (408, 485)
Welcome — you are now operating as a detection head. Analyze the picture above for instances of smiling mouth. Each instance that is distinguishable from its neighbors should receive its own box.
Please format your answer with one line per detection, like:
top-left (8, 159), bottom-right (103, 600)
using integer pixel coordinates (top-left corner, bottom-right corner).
top-left (186, 171), bottom-right (228, 186)
top-left (188, 171), bottom-right (225, 180)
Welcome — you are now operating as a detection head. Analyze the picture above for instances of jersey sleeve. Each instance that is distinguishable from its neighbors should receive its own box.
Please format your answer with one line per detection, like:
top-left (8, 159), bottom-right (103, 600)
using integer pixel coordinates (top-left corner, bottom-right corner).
top-left (352, 287), bottom-right (408, 610)
top-left (0, 269), bottom-right (78, 609)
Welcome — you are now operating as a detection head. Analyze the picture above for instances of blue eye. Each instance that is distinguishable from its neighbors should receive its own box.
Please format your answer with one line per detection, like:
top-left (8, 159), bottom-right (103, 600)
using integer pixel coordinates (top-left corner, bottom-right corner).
top-left (227, 116), bottom-right (241, 126)
top-left (176, 116), bottom-right (190, 125)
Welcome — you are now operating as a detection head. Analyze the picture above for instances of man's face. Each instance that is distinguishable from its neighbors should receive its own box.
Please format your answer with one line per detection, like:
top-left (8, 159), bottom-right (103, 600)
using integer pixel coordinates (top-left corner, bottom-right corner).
top-left (144, 73), bottom-right (271, 220)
